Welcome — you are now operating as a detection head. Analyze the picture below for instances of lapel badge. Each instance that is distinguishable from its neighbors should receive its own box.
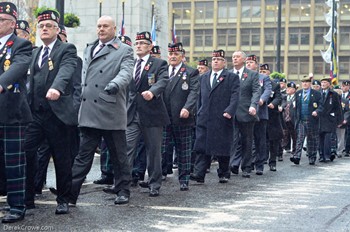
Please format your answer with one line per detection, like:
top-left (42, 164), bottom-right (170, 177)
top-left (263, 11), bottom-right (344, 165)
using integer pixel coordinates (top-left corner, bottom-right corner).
top-left (313, 102), bottom-right (317, 108)
top-left (182, 82), bottom-right (188, 90)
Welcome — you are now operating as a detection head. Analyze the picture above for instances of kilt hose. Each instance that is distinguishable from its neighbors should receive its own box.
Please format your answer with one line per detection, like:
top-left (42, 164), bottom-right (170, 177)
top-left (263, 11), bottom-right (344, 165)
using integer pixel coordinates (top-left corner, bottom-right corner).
top-left (161, 125), bottom-right (193, 185)
top-left (0, 124), bottom-right (26, 215)
top-left (295, 120), bottom-right (319, 159)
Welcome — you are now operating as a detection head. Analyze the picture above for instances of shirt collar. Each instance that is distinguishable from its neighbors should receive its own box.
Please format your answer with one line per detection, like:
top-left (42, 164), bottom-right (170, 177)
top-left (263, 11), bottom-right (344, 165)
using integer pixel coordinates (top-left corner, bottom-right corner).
top-left (0, 33), bottom-right (13, 50)
top-left (138, 54), bottom-right (150, 63)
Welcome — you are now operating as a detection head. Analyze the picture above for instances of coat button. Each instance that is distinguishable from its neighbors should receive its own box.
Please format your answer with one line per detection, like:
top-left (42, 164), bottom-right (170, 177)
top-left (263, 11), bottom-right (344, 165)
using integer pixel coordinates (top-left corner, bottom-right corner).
top-left (94, 100), bottom-right (97, 103)
top-left (100, 70), bottom-right (103, 73)
top-left (83, 98), bottom-right (86, 101)
top-left (85, 84), bottom-right (87, 86)
top-left (95, 84), bottom-right (98, 87)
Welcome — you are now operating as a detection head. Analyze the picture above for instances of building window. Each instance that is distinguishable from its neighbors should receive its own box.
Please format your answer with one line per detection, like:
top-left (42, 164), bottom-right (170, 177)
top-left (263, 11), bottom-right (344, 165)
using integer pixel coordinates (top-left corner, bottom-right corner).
top-left (289, 0), bottom-right (311, 20)
top-left (314, 57), bottom-right (330, 75)
top-left (195, 2), bottom-right (214, 20)
top-left (288, 57), bottom-right (308, 75)
top-left (265, 28), bottom-right (275, 45)
top-left (218, 0), bottom-right (237, 19)
top-left (217, 29), bottom-right (236, 47)
top-left (194, 29), bottom-right (213, 47)
top-left (340, 26), bottom-right (350, 47)
top-left (173, 2), bottom-right (191, 20)
top-left (265, 0), bottom-right (278, 18)
top-left (315, 0), bottom-right (328, 18)
top-left (263, 57), bottom-right (284, 73)
top-left (241, 0), bottom-right (261, 18)
top-left (176, 30), bottom-right (190, 47)
top-left (339, 57), bottom-right (350, 77)
top-left (289, 28), bottom-right (310, 45)
top-left (314, 27), bottom-right (328, 46)
top-left (241, 28), bottom-right (260, 46)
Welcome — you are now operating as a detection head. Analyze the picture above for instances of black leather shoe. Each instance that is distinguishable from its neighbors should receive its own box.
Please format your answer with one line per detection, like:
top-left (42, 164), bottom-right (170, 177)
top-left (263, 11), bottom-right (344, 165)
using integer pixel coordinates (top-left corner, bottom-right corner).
top-left (345, 153), bottom-right (350, 157)
top-left (103, 186), bottom-right (115, 194)
top-left (114, 196), bottom-right (129, 205)
top-left (49, 187), bottom-right (58, 196)
top-left (290, 157), bottom-right (300, 165)
top-left (149, 188), bottom-right (159, 197)
top-left (189, 174), bottom-right (204, 183)
top-left (309, 161), bottom-right (315, 165)
top-left (180, 184), bottom-right (189, 191)
top-left (242, 172), bottom-right (250, 178)
top-left (278, 156), bottom-right (283, 162)
top-left (219, 177), bottom-right (228, 183)
top-left (2, 212), bottom-right (25, 223)
top-left (161, 175), bottom-right (167, 181)
top-left (93, 176), bottom-right (113, 185)
top-left (55, 203), bottom-right (69, 214)
top-left (269, 165), bottom-right (277, 171)
top-left (139, 181), bottom-right (149, 188)
top-left (256, 170), bottom-right (263, 175)
top-left (330, 153), bottom-right (336, 162)
top-left (231, 166), bottom-right (239, 175)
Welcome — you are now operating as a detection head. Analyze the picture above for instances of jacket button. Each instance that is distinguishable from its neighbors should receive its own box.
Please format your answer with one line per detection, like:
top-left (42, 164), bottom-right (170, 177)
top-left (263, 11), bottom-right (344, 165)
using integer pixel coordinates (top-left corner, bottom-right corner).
top-left (94, 100), bottom-right (97, 103)
top-left (100, 70), bottom-right (103, 73)
top-left (95, 84), bottom-right (98, 87)
top-left (83, 98), bottom-right (86, 101)
top-left (85, 84), bottom-right (87, 86)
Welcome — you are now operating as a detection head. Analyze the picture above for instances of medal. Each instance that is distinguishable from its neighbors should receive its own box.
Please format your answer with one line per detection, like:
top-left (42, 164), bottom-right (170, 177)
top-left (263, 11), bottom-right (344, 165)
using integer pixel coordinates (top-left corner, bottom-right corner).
top-left (182, 82), bottom-right (188, 90)
top-left (4, 59), bottom-right (10, 71)
top-left (313, 102), bottom-right (317, 108)
top-left (48, 58), bottom-right (54, 71)
top-left (148, 73), bottom-right (155, 86)
top-left (5, 54), bottom-right (10, 60)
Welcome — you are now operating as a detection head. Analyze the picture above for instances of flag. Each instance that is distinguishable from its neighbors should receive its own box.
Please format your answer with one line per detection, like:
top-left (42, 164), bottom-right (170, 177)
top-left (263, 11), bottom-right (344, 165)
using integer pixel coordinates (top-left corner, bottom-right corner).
top-left (171, 23), bottom-right (177, 43)
top-left (151, 15), bottom-right (157, 45)
top-left (119, 17), bottom-right (125, 36)
top-left (330, 33), bottom-right (338, 83)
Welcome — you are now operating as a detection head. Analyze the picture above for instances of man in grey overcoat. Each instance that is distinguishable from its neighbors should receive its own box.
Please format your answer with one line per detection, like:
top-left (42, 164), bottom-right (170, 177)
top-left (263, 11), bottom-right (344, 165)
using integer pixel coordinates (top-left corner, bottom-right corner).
top-left (69, 16), bottom-right (134, 205)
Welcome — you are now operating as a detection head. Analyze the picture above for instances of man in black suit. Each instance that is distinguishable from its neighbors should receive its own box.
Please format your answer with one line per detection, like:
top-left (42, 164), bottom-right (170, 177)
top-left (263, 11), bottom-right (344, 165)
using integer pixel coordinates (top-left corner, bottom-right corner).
top-left (162, 42), bottom-right (199, 190)
top-left (291, 76), bottom-right (323, 165)
top-left (25, 10), bottom-right (78, 214)
top-left (191, 50), bottom-right (240, 184)
top-left (0, 2), bottom-right (32, 223)
top-left (230, 51), bottom-right (260, 178)
top-left (340, 81), bottom-right (350, 156)
top-left (126, 31), bottom-right (169, 197)
top-left (319, 77), bottom-right (342, 162)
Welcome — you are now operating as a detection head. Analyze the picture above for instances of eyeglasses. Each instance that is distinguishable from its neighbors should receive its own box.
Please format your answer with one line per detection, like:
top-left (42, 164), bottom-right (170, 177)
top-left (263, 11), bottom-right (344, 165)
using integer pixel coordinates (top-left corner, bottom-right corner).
top-left (134, 41), bottom-right (150, 46)
top-left (37, 23), bottom-right (57, 29)
top-left (0, 18), bottom-right (13, 23)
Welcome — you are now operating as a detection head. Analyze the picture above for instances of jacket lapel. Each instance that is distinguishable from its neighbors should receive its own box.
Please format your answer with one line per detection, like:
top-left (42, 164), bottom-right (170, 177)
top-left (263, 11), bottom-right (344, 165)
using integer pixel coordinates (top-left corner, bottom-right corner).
top-left (137, 56), bottom-right (153, 90)
top-left (170, 63), bottom-right (185, 92)
top-left (210, 70), bottom-right (226, 93)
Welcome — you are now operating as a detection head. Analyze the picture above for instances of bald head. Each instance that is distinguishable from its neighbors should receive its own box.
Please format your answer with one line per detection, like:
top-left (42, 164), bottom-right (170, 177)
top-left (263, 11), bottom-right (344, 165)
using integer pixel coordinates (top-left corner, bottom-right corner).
top-left (96, 15), bottom-right (117, 43)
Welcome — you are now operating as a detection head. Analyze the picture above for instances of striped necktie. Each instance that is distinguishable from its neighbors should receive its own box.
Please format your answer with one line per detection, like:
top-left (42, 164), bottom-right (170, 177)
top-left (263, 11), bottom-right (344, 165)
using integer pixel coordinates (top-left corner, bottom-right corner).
top-left (40, 46), bottom-right (49, 68)
top-left (134, 59), bottom-right (143, 85)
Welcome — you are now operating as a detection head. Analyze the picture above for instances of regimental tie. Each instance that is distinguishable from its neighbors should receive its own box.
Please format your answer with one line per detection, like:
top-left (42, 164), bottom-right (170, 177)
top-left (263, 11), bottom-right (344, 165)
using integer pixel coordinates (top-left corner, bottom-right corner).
top-left (134, 59), bottom-right (143, 85)
top-left (40, 46), bottom-right (49, 68)
top-left (93, 44), bottom-right (105, 58)
top-left (212, 73), bottom-right (218, 88)
top-left (169, 66), bottom-right (176, 81)
top-left (303, 91), bottom-right (308, 102)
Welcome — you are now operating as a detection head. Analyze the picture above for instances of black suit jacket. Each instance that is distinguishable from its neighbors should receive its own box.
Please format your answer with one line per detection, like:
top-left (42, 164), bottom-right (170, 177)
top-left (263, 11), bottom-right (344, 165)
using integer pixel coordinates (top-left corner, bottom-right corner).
top-left (267, 81), bottom-right (283, 140)
top-left (0, 34), bottom-right (32, 124)
top-left (294, 88), bottom-right (323, 129)
top-left (28, 39), bottom-right (78, 126)
top-left (164, 63), bottom-right (199, 126)
top-left (319, 89), bottom-right (342, 133)
top-left (127, 56), bottom-right (170, 127)
top-left (234, 68), bottom-right (260, 122)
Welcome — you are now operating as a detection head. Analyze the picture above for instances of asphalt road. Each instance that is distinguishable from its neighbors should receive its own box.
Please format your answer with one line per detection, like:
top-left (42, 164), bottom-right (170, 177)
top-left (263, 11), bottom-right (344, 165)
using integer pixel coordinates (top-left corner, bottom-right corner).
top-left (1, 152), bottom-right (350, 232)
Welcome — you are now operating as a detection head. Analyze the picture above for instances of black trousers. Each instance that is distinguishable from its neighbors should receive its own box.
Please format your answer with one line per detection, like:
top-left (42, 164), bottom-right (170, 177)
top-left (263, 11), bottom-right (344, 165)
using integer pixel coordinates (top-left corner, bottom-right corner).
top-left (237, 121), bottom-right (255, 173)
top-left (25, 111), bottom-right (73, 205)
top-left (70, 127), bottom-right (131, 203)
top-left (194, 153), bottom-right (230, 179)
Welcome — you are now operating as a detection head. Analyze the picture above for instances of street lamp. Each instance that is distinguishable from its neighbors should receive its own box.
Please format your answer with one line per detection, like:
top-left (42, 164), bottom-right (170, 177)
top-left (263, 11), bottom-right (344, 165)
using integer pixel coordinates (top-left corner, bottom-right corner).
top-left (276, 0), bottom-right (282, 73)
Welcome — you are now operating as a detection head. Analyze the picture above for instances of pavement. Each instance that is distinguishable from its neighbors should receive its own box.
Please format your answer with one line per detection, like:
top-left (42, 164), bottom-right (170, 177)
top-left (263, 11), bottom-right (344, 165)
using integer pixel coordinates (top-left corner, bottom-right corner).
top-left (1, 152), bottom-right (350, 232)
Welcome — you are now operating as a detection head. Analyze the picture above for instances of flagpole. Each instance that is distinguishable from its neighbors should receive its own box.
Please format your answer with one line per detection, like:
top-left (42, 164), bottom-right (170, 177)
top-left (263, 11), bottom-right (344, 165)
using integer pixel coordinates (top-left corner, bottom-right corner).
top-left (172, 10), bottom-right (175, 43)
top-left (151, 1), bottom-right (155, 27)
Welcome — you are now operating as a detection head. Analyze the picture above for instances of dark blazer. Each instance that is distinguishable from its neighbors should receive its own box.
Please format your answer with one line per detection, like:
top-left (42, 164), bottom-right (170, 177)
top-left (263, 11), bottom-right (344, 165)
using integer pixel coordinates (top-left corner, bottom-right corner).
top-left (28, 39), bottom-right (78, 126)
top-left (127, 56), bottom-right (170, 127)
top-left (341, 91), bottom-right (350, 126)
top-left (267, 81), bottom-right (283, 140)
top-left (194, 69), bottom-right (240, 156)
top-left (234, 68), bottom-right (260, 122)
top-left (163, 64), bottom-right (199, 126)
top-left (319, 89), bottom-right (342, 133)
top-left (294, 88), bottom-right (323, 129)
top-left (257, 74), bottom-right (272, 120)
top-left (0, 34), bottom-right (32, 124)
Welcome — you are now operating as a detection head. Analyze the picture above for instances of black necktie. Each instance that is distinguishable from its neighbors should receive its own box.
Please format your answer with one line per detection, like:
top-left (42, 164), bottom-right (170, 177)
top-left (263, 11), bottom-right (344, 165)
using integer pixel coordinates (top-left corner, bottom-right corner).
top-left (170, 66), bottom-right (176, 80)
top-left (134, 59), bottom-right (143, 85)
top-left (40, 46), bottom-right (49, 68)
top-left (93, 44), bottom-right (105, 57)
top-left (212, 73), bottom-right (218, 88)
